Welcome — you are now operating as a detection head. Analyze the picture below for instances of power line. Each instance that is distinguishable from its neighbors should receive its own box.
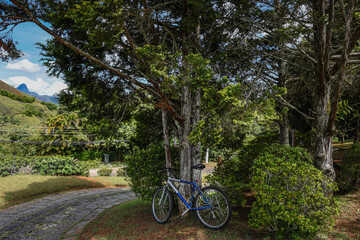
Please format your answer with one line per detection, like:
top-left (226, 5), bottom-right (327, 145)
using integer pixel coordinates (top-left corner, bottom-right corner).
top-left (0, 140), bottom-right (129, 146)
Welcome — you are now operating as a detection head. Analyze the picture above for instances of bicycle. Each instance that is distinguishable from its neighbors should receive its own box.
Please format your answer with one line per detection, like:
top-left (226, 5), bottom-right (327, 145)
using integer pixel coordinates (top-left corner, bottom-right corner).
top-left (151, 164), bottom-right (232, 230)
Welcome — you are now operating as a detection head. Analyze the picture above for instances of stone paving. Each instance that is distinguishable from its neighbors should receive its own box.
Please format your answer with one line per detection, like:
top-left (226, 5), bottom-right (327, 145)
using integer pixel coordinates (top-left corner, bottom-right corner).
top-left (0, 188), bottom-right (136, 240)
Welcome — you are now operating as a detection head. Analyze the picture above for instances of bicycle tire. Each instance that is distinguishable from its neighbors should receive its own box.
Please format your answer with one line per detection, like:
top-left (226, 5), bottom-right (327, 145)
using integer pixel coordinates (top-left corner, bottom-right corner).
top-left (195, 186), bottom-right (232, 229)
top-left (152, 187), bottom-right (174, 224)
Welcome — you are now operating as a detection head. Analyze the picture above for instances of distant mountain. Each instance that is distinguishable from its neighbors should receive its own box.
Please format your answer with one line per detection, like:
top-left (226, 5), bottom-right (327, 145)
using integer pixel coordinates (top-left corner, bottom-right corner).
top-left (16, 83), bottom-right (58, 105)
top-left (0, 80), bottom-right (57, 129)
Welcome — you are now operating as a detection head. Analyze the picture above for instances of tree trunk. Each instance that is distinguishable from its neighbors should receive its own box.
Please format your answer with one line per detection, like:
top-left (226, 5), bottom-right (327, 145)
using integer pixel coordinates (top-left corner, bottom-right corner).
top-left (178, 71), bottom-right (192, 213)
top-left (355, 118), bottom-right (359, 144)
top-left (191, 88), bottom-right (202, 186)
top-left (313, 85), bottom-right (336, 180)
top-left (278, 112), bottom-right (290, 145)
top-left (162, 110), bottom-right (173, 178)
top-left (274, 0), bottom-right (289, 146)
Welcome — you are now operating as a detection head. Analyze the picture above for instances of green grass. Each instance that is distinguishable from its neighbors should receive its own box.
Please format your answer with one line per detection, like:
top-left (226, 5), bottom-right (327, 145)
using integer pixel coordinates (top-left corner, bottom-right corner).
top-left (79, 199), bottom-right (267, 240)
top-left (0, 175), bottom-right (128, 209)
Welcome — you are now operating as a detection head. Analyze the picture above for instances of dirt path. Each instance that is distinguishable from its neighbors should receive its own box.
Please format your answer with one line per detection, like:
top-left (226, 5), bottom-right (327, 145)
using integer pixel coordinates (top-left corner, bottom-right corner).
top-left (0, 188), bottom-right (135, 240)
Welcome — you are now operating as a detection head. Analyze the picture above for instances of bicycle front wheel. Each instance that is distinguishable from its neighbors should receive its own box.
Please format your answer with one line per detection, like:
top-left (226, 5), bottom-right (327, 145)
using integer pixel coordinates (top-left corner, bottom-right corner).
top-left (152, 187), bottom-right (173, 224)
top-left (195, 186), bottom-right (232, 230)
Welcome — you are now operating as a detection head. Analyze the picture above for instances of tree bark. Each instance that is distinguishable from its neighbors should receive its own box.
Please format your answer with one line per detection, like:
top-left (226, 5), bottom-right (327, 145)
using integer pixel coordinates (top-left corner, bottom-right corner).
top-left (274, 0), bottom-right (289, 145)
top-left (313, 84), bottom-right (336, 179)
top-left (312, 0), bottom-right (355, 180)
top-left (162, 110), bottom-right (173, 177)
top-left (191, 88), bottom-right (202, 186)
top-left (178, 62), bottom-right (192, 213)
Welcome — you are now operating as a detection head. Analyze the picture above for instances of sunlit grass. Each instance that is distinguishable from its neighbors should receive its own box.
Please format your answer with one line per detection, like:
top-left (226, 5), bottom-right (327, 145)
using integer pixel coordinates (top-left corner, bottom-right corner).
top-left (0, 175), bottom-right (128, 209)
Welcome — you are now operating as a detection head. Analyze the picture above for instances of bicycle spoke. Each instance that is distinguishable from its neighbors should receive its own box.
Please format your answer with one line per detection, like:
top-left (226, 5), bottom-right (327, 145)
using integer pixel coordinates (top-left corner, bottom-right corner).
top-left (152, 188), bottom-right (173, 224)
top-left (195, 187), bottom-right (231, 229)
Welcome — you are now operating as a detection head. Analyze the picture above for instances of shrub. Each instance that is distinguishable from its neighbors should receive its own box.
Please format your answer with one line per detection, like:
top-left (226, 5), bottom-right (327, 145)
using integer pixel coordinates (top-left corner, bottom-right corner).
top-left (41, 101), bottom-right (58, 110)
top-left (336, 143), bottom-right (360, 192)
top-left (249, 145), bottom-right (338, 239)
top-left (0, 89), bottom-right (35, 103)
top-left (117, 168), bottom-right (126, 177)
top-left (98, 168), bottom-right (113, 176)
top-left (206, 143), bottom-right (269, 206)
top-left (24, 105), bottom-right (44, 117)
top-left (124, 144), bottom-right (179, 200)
top-left (33, 157), bottom-right (86, 176)
top-left (0, 167), bottom-right (11, 177)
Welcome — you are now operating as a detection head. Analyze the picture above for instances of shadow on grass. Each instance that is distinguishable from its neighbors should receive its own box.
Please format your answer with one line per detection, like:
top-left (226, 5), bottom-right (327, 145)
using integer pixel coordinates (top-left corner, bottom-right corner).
top-left (79, 199), bottom-right (268, 240)
top-left (2, 176), bottom-right (105, 208)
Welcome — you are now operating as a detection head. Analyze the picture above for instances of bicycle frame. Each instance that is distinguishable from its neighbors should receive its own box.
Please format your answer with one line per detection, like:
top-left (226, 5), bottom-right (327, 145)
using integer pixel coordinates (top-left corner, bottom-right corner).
top-left (165, 177), bottom-right (212, 216)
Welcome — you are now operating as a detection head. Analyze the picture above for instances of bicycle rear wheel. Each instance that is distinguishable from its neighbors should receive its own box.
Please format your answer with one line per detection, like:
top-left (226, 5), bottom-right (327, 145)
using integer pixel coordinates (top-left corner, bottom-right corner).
top-left (195, 186), bottom-right (232, 229)
top-left (152, 187), bottom-right (173, 224)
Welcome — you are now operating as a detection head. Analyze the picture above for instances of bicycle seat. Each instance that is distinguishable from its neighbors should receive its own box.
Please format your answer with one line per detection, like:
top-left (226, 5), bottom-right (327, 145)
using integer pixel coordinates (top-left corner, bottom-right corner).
top-left (191, 164), bottom-right (206, 170)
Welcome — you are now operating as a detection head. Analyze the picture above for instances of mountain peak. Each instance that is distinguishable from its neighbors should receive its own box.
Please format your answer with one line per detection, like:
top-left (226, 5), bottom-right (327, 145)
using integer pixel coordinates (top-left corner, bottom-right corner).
top-left (17, 83), bottom-right (30, 93)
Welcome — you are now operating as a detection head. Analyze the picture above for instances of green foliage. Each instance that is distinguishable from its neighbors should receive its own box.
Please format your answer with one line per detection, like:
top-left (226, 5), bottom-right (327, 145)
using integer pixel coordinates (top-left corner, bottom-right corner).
top-left (42, 112), bottom-right (89, 154)
top-left (24, 105), bottom-right (44, 117)
top-left (32, 157), bottom-right (86, 176)
top-left (0, 89), bottom-right (35, 103)
top-left (41, 101), bottom-right (58, 111)
top-left (74, 150), bottom-right (118, 162)
top-left (0, 167), bottom-right (11, 177)
top-left (124, 144), bottom-right (179, 200)
top-left (98, 168), bottom-right (112, 177)
top-left (336, 144), bottom-right (360, 192)
top-left (206, 143), bottom-right (270, 206)
top-left (249, 145), bottom-right (338, 238)
top-left (117, 168), bottom-right (126, 177)
top-left (0, 115), bottom-right (20, 126)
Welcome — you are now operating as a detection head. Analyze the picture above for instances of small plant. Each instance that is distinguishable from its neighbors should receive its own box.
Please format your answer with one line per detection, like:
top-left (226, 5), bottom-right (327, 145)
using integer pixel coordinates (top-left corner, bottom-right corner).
top-left (0, 167), bottom-right (11, 177)
top-left (98, 168), bottom-right (113, 176)
top-left (117, 168), bottom-right (126, 177)
top-left (249, 145), bottom-right (338, 239)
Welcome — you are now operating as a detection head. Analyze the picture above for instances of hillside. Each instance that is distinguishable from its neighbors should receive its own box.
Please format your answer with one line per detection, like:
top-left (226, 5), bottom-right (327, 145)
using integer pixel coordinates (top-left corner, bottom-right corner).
top-left (0, 80), bottom-right (57, 140)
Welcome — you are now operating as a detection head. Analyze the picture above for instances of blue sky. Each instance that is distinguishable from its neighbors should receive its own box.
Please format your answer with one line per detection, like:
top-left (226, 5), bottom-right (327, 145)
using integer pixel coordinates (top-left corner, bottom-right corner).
top-left (0, 23), bottom-right (67, 96)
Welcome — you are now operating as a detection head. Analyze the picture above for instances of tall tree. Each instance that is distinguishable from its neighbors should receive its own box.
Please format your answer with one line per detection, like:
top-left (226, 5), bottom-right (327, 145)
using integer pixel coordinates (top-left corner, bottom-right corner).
top-left (312, 0), bottom-right (360, 179)
top-left (0, 0), bottom-right (256, 208)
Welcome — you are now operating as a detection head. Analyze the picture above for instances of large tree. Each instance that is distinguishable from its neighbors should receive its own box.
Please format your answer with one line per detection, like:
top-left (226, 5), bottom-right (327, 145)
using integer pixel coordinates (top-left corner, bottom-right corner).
top-left (311, 0), bottom-right (360, 179)
top-left (0, 0), bottom-right (256, 206)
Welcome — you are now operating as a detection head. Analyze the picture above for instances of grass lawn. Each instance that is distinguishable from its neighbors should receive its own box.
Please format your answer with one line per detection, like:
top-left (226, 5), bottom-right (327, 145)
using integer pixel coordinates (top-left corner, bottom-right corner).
top-left (0, 175), bottom-right (128, 209)
top-left (79, 189), bottom-right (360, 240)
top-left (79, 197), bottom-right (266, 240)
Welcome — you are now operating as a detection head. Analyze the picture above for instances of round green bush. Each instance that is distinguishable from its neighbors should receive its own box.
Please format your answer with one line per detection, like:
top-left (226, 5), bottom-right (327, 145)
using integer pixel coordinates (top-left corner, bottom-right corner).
top-left (124, 144), bottom-right (179, 200)
top-left (249, 145), bottom-right (338, 239)
top-left (206, 143), bottom-right (269, 206)
top-left (98, 168), bottom-right (113, 176)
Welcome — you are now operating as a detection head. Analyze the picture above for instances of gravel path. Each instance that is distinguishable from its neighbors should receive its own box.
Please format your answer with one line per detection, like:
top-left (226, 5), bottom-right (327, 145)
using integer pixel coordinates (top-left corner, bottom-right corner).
top-left (0, 188), bottom-right (136, 240)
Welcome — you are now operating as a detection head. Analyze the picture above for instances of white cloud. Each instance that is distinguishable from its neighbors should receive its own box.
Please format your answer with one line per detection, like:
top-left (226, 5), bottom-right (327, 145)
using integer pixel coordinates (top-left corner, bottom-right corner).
top-left (6, 59), bottom-right (41, 72)
top-left (46, 81), bottom-right (68, 95)
top-left (5, 76), bottom-right (67, 95)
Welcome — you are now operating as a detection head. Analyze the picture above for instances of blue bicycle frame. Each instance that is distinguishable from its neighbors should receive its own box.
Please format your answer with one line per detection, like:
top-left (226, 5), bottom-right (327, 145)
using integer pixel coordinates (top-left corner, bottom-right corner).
top-left (166, 177), bottom-right (213, 217)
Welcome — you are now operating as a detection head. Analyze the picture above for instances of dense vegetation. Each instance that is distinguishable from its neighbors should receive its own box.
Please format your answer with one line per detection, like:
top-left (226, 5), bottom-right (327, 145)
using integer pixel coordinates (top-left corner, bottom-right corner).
top-left (1, 0), bottom-right (360, 238)
top-left (0, 89), bottom-right (35, 103)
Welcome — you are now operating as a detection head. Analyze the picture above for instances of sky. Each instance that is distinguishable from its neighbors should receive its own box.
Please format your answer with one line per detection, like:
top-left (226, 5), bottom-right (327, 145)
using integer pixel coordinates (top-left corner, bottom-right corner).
top-left (0, 23), bottom-right (67, 96)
